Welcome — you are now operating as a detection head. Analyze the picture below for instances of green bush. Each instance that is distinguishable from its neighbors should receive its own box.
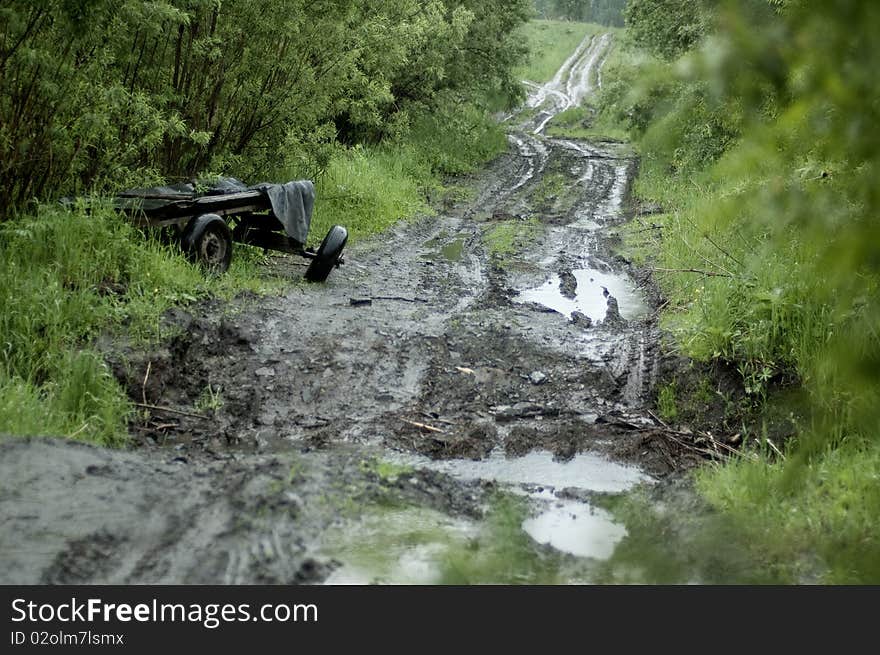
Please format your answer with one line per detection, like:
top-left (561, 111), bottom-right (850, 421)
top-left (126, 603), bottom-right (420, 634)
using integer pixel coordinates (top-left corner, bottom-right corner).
top-left (609, 0), bottom-right (880, 581)
top-left (0, 1), bottom-right (531, 211)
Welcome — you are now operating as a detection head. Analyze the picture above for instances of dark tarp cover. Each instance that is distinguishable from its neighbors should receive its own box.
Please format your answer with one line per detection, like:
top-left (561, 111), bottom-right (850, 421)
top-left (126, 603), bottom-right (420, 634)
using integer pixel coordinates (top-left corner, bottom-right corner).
top-left (118, 177), bottom-right (315, 243)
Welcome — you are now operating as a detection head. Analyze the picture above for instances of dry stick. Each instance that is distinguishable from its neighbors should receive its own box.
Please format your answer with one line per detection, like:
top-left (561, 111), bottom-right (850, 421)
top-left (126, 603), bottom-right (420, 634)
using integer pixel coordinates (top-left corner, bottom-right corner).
top-left (135, 403), bottom-right (210, 421)
top-left (653, 267), bottom-right (734, 278)
top-left (647, 410), bottom-right (742, 460)
top-left (647, 409), bottom-right (671, 429)
top-left (766, 438), bottom-right (786, 461)
top-left (142, 360), bottom-right (152, 406)
top-left (676, 192), bottom-right (744, 269)
top-left (632, 224), bottom-right (664, 234)
top-left (401, 419), bottom-right (445, 434)
top-left (371, 296), bottom-right (428, 303)
top-left (695, 247), bottom-right (738, 279)
top-left (152, 423), bottom-right (178, 431)
top-left (68, 423), bottom-right (90, 439)
top-left (421, 413), bottom-right (456, 426)
top-left (702, 232), bottom-right (744, 268)
top-left (681, 235), bottom-right (739, 279)
top-left (654, 430), bottom-right (722, 460)
top-left (133, 423), bottom-right (178, 433)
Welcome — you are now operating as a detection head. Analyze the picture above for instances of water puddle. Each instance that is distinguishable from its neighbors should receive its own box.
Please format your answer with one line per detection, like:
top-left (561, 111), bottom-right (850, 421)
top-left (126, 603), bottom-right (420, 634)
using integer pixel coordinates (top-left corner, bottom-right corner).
top-left (517, 268), bottom-right (649, 322)
top-left (422, 234), bottom-right (466, 262)
top-left (523, 497), bottom-right (626, 559)
top-left (317, 450), bottom-right (652, 583)
top-left (317, 448), bottom-right (788, 583)
top-left (321, 507), bottom-right (479, 585)
top-left (393, 449), bottom-right (649, 563)
top-left (391, 449), bottom-right (650, 494)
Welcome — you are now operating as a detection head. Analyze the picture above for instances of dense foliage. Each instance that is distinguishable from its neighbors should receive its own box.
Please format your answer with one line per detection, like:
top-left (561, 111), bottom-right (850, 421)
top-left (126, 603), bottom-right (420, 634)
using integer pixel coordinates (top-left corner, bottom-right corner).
top-left (623, 0), bottom-right (707, 60)
top-left (601, 0), bottom-right (880, 580)
top-left (0, 0), bottom-right (531, 212)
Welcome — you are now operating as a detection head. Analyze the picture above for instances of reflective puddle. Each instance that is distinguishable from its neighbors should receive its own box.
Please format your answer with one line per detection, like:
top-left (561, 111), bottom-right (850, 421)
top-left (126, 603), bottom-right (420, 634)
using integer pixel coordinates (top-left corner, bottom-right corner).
top-left (517, 268), bottom-right (649, 322)
top-left (322, 507), bottom-right (479, 585)
top-left (523, 497), bottom-right (626, 559)
top-left (317, 447), bottom-right (791, 584)
top-left (393, 449), bottom-right (649, 493)
top-left (319, 450), bottom-right (656, 584)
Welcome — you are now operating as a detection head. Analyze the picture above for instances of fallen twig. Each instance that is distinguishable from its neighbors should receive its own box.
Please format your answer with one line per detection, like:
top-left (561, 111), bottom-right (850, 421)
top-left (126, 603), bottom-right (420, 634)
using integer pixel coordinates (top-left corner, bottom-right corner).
top-left (152, 423), bottom-right (178, 431)
top-left (765, 438), bottom-right (786, 461)
top-left (135, 403), bottom-right (210, 421)
top-left (350, 296), bottom-right (428, 306)
top-left (372, 296), bottom-right (428, 303)
top-left (656, 430), bottom-right (721, 459)
top-left (68, 423), bottom-right (89, 439)
top-left (643, 410), bottom-right (752, 461)
top-left (401, 419), bottom-right (445, 434)
top-left (421, 413), bottom-right (456, 426)
top-left (652, 267), bottom-right (734, 278)
top-left (647, 409), bottom-right (670, 429)
top-left (702, 232), bottom-right (744, 268)
top-left (631, 224), bottom-right (663, 234)
top-left (142, 360), bottom-right (152, 406)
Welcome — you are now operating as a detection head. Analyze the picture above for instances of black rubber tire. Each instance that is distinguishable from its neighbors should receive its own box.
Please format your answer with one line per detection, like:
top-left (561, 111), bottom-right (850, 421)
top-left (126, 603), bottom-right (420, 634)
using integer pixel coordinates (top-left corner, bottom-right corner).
top-left (304, 225), bottom-right (348, 282)
top-left (181, 214), bottom-right (233, 274)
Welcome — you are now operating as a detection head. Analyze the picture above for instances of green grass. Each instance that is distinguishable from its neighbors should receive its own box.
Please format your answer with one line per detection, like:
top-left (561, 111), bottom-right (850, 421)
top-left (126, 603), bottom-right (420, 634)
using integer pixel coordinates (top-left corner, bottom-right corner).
top-left (622, 150), bottom-right (880, 583)
top-left (595, 25), bottom-right (880, 584)
top-left (0, 204), bottom-right (284, 446)
top-left (516, 20), bottom-right (602, 83)
top-left (545, 105), bottom-right (630, 141)
top-left (656, 383), bottom-right (679, 422)
top-left (482, 218), bottom-right (542, 262)
top-left (696, 439), bottom-right (880, 583)
top-left (358, 457), bottom-right (415, 484)
top-left (531, 171), bottom-right (569, 207)
top-left (310, 103), bottom-right (508, 245)
top-left (310, 145), bottom-right (432, 245)
top-left (591, 486), bottom-right (788, 584)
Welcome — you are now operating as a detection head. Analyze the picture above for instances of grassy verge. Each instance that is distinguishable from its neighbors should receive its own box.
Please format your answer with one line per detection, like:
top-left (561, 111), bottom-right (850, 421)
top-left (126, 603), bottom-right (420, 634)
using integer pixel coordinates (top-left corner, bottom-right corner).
top-left (0, 205), bottom-right (280, 446)
top-left (311, 105), bottom-right (507, 244)
top-left (591, 35), bottom-right (880, 581)
top-left (695, 439), bottom-right (880, 584)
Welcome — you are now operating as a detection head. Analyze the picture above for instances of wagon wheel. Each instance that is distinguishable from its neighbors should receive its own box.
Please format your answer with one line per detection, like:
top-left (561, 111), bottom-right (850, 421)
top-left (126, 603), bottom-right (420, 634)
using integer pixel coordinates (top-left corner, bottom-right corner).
top-left (304, 225), bottom-right (348, 283)
top-left (182, 214), bottom-right (233, 274)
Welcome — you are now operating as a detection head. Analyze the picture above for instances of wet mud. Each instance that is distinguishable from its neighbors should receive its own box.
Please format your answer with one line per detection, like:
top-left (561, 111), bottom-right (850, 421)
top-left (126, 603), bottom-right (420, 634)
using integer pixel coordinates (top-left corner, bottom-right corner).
top-left (0, 33), bottom-right (713, 584)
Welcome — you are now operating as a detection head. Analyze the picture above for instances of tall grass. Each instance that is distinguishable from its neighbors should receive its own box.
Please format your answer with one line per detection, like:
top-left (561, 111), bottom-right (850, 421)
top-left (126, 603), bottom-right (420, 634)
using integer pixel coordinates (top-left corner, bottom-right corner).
top-left (310, 104), bottom-right (508, 244)
top-left (695, 439), bottom-right (880, 583)
top-left (0, 204), bottom-right (278, 446)
top-left (596, 30), bottom-right (880, 582)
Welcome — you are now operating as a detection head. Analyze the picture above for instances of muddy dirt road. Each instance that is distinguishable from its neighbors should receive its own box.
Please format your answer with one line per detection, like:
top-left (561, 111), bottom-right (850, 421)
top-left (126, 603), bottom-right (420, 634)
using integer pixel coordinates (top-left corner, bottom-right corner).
top-left (1, 34), bottom-right (695, 584)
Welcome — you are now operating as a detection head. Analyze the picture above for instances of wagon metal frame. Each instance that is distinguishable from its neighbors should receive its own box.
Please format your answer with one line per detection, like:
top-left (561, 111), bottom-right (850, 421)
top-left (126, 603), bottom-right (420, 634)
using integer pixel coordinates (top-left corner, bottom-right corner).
top-left (115, 183), bottom-right (348, 282)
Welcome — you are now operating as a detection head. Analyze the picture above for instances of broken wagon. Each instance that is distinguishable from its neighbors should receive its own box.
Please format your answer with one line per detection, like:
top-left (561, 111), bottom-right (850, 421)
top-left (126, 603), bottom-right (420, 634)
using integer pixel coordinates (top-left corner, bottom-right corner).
top-left (114, 178), bottom-right (348, 282)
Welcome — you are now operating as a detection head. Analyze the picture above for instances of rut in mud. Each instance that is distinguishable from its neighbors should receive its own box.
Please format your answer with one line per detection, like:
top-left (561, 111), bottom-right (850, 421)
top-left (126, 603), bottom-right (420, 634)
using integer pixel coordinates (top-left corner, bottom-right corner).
top-left (1, 33), bottom-right (701, 585)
